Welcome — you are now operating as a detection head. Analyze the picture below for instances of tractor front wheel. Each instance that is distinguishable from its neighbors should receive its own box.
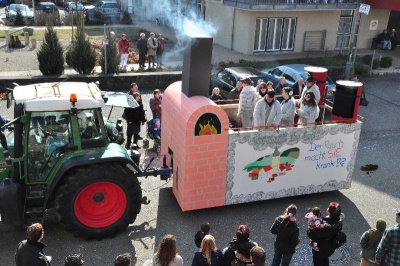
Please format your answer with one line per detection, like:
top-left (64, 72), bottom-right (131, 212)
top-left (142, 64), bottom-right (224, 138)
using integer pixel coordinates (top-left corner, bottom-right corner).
top-left (55, 162), bottom-right (142, 239)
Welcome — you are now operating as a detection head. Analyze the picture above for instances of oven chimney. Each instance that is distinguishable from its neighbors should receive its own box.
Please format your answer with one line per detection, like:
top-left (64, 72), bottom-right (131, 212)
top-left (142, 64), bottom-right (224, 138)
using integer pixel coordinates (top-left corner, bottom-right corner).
top-left (181, 35), bottom-right (213, 98)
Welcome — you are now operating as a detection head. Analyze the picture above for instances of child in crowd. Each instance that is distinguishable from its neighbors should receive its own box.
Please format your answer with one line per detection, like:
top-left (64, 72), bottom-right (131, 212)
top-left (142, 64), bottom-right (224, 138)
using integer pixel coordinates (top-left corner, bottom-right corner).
top-left (149, 118), bottom-right (161, 140)
top-left (305, 207), bottom-right (323, 251)
top-left (194, 223), bottom-right (211, 253)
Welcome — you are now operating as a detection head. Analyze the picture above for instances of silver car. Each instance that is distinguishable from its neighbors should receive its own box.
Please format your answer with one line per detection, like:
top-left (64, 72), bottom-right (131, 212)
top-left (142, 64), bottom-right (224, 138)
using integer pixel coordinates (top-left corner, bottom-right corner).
top-left (5, 4), bottom-right (34, 21)
top-left (86, 1), bottom-right (121, 24)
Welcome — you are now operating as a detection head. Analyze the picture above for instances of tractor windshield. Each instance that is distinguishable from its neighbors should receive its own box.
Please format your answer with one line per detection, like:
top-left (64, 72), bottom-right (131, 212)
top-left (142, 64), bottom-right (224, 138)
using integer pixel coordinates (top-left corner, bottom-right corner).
top-left (27, 111), bottom-right (71, 181)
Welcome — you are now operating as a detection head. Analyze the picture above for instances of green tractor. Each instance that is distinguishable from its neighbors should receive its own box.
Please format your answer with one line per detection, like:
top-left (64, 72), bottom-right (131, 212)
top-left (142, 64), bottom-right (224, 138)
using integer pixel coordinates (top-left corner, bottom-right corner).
top-left (0, 81), bottom-right (171, 239)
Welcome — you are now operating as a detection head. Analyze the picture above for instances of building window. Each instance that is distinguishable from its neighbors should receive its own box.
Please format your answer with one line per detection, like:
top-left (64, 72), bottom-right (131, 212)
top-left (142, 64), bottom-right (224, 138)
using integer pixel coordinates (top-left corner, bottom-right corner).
top-left (254, 17), bottom-right (296, 52)
top-left (336, 10), bottom-right (359, 50)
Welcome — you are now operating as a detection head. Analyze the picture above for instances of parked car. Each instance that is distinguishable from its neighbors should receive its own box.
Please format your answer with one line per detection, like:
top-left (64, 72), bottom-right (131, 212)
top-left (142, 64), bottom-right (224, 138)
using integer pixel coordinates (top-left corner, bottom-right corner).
top-left (65, 2), bottom-right (86, 20)
top-left (86, 0), bottom-right (120, 24)
top-left (34, 2), bottom-right (61, 25)
top-left (261, 64), bottom-right (336, 100)
top-left (5, 4), bottom-right (34, 21)
top-left (210, 67), bottom-right (269, 99)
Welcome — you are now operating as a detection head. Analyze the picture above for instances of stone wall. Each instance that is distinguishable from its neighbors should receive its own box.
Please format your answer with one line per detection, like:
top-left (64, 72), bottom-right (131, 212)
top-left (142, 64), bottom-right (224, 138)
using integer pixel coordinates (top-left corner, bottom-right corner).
top-left (0, 72), bottom-right (182, 92)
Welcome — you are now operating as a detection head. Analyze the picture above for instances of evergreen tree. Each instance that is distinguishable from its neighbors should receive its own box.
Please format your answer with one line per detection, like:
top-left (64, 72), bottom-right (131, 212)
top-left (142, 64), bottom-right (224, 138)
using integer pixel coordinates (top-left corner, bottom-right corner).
top-left (37, 26), bottom-right (64, 76)
top-left (13, 7), bottom-right (25, 26)
top-left (100, 31), bottom-right (120, 74)
top-left (69, 18), bottom-right (96, 74)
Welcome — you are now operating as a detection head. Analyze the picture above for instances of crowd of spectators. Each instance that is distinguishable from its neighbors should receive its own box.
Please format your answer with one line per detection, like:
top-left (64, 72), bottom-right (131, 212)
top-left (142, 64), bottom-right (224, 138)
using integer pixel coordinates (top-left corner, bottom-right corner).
top-left (13, 203), bottom-right (400, 266)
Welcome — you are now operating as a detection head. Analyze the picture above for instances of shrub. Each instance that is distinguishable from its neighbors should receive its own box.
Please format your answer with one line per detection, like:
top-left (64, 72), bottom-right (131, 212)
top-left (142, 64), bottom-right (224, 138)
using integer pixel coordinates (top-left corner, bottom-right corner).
top-left (372, 59), bottom-right (380, 70)
top-left (34, 13), bottom-right (61, 26)
top-left (380, 56), bottom-right (392, 68)
top-left (121, 11), bottom-right (132, 25)
top-left (13, 7), bottom-right (25, 26)
top-left (68, 20), bottom-right (97, 74)
top-left (361, 55), bottom-right (373, 65)
top-left (37, 26), bottom-right (64, 75)
top-left (65, 49), bottom-right (72, 66)
top-left (100, 32), bottom-right (120, 74)
top-left (354, 63), bottom-right (370, 77)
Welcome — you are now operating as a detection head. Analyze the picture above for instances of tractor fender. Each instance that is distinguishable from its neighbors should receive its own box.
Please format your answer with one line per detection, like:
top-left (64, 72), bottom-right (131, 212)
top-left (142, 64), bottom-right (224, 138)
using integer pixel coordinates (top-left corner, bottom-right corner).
top-left (47, 148), bottom-right (142, 201)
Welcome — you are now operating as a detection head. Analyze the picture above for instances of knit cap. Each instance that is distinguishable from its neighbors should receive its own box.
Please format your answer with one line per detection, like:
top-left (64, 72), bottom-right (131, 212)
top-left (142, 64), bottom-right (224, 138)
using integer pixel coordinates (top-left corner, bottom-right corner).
top-left (376, 218), bottom-right (386, 232)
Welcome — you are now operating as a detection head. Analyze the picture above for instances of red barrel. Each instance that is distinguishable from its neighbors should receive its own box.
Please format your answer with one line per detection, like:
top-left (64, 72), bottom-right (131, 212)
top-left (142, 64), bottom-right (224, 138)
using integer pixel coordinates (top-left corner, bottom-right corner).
top-left (304, 66), bottom-right (327, 105)
top-left (331, 80), bottom-right (363, 123)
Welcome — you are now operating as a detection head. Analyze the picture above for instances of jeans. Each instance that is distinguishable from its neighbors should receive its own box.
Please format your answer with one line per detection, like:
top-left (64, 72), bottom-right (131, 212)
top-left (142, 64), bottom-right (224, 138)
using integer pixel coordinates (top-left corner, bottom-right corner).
top-left (157, 52), bottom-right (163, 66)
top-left (383, 40), bottom-right (392, 50)
top-left (120, 53), bottom-right (128, 69)
top-left (271, 248), bottom-right (293, 266)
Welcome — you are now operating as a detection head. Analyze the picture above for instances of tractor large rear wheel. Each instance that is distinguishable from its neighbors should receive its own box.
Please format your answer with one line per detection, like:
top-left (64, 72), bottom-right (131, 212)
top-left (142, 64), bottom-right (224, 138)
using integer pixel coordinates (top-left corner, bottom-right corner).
top-left (55, 162), bottom-right (142, 239)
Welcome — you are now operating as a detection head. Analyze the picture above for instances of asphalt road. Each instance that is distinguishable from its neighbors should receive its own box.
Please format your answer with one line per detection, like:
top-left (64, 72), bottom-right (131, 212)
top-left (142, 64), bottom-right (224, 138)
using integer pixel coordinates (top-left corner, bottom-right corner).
top-left (0, 75), bottom-right (399, 266)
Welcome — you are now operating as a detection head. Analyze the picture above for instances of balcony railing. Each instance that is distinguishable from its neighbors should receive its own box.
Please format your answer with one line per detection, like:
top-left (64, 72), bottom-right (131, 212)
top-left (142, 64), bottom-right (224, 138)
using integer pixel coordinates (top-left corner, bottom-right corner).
top-left (223, 0), bottom-right (365, 10)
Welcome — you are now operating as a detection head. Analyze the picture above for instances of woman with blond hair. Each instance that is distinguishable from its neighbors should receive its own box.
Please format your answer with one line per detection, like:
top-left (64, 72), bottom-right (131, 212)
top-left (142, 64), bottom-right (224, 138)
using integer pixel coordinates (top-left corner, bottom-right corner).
top-left (192, 235), bottom-right (224, 266)
top-left (153, 234), bottom-right (183, 266)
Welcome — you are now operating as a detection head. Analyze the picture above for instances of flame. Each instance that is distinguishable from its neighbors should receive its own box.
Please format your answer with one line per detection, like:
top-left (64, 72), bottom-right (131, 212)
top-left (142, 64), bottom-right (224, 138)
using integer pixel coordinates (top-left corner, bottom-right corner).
top-left (199, 120), bottom-right (218, 135)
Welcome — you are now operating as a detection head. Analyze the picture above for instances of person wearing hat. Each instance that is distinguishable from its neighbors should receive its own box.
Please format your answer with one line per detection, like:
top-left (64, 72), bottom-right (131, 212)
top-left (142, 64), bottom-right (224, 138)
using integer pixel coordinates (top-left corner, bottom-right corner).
top-left (117, 33), bottom-right (130, 71)
top-left (360, 218), bottom-right (387, 266)
top-left (300, 76), bottom-right (320, 105)
top-left (147, 32), bottom-right (157, 69)
top-left (375, 210), bottom-right (400, 265)
top-left (229, 81), bottom-right (243, 100)
top-left (237, 78), bottom-right (258, 128)
top-left (136, 33), bottom-right (147, 69)
top-left (253, 89), bottom-right (282, 129)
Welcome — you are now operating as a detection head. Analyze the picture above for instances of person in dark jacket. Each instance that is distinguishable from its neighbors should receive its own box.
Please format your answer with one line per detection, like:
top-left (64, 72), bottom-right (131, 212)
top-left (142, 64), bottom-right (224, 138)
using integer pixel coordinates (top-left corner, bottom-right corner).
top-left (360, 218), bottom-right (386, 266)
top-left (136, 33), bottom-right (147, 69)
top-left (270, 204), bottom-right (300, 266)
top-left (223, 224), bottom-right (257, 266)
top-left (307, 202), bottom-right (344, 266)
top-left (194, 223), bottom-right (211, 253)
top-left (291, 78), bottom-right (305, 100)
top-left (192, 235), bottom-right (224, 266)
top-left (275, 77), bottom-right (287, 102)
top-left (149, 89), bottom-right (162, 120)
top-left (124, 92), bottom-right (146, 149)
top-left (210, 87), bottom-right (224, 101)
top-left (15, 223), bottom-right (51, 266)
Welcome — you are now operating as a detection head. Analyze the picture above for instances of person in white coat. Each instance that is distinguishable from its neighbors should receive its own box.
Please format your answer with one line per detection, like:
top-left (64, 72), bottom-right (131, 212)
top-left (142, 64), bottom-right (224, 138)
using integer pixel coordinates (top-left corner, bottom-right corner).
top-left (237, 78), bottom-right (258, 128)
top-left (280, 87), bottom-right (296, 126)
top-left (300, 76), bottom-right (320, 105)
top-left (296, 91), bottom-right (319, 125)
top-left (253, 90), bottom-right (282, 129)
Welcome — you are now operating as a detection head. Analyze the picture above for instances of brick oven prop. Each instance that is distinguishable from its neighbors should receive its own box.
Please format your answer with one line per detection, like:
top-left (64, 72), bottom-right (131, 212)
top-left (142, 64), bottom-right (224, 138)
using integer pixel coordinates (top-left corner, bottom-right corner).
top-left (162, 81), bottom-right (229, 211)
top-left (161, 35), bottom-right (229, 211)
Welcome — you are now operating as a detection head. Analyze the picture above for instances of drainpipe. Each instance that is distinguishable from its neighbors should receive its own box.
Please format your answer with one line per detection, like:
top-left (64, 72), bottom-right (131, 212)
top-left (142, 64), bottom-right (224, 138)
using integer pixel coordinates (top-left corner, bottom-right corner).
top-left (230, 8), bottom-right (236, 50)
top-left (345, 8), bottom-right (359, 80)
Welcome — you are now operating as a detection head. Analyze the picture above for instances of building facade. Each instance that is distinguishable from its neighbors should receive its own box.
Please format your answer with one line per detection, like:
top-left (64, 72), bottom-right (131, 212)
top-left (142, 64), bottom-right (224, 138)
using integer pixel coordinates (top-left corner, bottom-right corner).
top-left (205, 0), bottom-right (391, 55)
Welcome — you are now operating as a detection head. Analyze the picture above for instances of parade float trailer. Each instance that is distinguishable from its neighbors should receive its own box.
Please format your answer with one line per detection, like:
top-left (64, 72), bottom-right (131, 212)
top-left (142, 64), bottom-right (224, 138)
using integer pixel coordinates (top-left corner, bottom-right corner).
top-left (161, 35), bottom-right (363, 211)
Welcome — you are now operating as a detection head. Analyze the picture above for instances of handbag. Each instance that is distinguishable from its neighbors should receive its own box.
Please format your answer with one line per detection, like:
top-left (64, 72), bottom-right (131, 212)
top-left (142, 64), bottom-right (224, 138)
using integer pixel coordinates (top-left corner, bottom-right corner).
top-left (360, 90), bottom-right (369, 107)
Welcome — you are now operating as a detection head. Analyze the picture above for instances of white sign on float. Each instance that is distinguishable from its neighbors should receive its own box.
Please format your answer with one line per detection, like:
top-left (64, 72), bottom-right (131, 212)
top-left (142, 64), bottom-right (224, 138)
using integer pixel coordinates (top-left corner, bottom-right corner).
top-left (225, 122), bottom-right (361, 204)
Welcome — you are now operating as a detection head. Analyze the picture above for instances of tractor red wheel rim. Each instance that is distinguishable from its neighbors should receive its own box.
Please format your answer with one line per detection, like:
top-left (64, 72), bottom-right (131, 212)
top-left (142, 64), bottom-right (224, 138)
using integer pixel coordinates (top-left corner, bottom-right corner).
top-left (74, 182), bottom-right (127, 228)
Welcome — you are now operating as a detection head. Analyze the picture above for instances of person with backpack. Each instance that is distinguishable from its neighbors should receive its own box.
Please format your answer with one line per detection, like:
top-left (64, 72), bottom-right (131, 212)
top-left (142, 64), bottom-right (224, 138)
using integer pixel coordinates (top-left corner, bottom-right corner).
top-left (307, 202), bottom-right (344, 266)
top-left (270, 204), bottom-right (300, 266)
